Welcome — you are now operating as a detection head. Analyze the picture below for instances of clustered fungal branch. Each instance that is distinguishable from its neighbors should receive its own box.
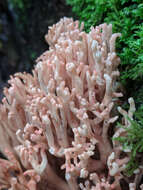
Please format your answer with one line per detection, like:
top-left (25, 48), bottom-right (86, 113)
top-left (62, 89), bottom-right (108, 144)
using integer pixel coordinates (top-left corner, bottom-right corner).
top-left (0, 17), bottom-right (142, 190)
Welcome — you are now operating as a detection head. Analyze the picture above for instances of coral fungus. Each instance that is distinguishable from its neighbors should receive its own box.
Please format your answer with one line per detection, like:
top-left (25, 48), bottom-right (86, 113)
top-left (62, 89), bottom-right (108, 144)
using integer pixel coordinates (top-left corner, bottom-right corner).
top-left (0, 17), bottom-right (140, 190)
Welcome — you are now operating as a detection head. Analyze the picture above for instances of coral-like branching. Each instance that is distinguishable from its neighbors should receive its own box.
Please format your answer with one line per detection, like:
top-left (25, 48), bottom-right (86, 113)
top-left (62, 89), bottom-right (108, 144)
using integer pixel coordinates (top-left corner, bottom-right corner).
top-left (0, 17), bottom-right (140, 190)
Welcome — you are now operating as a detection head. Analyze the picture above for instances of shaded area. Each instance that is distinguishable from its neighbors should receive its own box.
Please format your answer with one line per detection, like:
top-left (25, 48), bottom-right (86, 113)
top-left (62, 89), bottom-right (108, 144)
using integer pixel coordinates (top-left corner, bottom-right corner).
top-left (0, 0), bottom-right (73, 99)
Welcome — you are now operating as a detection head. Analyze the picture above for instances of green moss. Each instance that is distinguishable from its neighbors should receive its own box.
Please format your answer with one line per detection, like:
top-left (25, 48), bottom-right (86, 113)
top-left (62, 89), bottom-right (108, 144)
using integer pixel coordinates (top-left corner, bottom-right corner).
top-left (67, 0), bottom-right (143, 176)
top-left (113, 115), bottom-right (143, 176)
top-left (66, 0), bottom-right (143, 84)
top-left (8, 0), bottom-right (31, 29)
top-left (9, 0), bottom-right (30, 10)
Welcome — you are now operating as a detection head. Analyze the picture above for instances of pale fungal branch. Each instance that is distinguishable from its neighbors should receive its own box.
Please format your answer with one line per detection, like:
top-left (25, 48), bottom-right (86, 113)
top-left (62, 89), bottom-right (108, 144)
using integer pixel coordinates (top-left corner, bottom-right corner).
top-left (0, 17), bottom-right (140, 190)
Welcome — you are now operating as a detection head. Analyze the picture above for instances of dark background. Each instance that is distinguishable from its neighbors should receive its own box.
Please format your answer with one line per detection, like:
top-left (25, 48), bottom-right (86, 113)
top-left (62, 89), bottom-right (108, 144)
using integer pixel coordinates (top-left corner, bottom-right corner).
top-left (0, 0), bottom-right (73, 99)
